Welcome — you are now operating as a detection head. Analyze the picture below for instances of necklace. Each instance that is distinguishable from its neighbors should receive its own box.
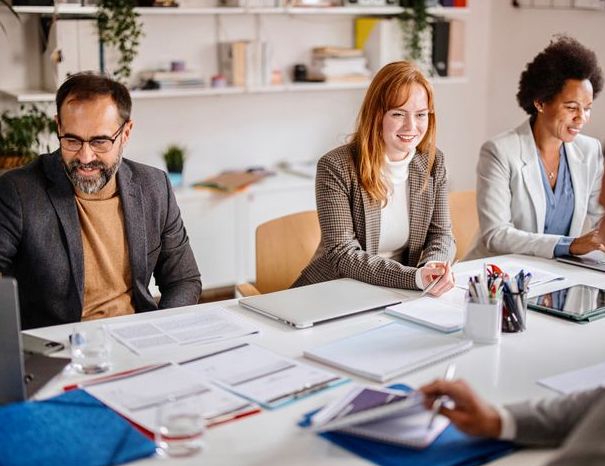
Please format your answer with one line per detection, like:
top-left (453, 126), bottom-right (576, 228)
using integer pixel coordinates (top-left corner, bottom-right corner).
top-left (539, 155), bottom-right (559, 182)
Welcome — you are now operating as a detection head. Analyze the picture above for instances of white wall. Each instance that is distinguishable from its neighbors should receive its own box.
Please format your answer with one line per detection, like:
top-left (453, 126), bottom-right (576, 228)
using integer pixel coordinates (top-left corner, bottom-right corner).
top-left (486, 2), bottom-right (605, 143)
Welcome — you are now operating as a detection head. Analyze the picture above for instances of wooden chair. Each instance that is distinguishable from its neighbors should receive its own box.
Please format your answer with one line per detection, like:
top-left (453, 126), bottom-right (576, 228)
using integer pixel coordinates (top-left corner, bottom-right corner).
top-left (448, 191), bottom-right (478, 262)
top-left (236, 210), bottom-right (321, 297)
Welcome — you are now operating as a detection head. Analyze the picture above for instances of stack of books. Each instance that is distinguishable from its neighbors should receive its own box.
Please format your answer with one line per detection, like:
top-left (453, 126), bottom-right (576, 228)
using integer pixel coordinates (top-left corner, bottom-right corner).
top-left (217, 40), bottom-right (272, 88)
top-left (310, 47), bottom-right (370, 83)
top-left (138, 70), bottom-right (205, 89)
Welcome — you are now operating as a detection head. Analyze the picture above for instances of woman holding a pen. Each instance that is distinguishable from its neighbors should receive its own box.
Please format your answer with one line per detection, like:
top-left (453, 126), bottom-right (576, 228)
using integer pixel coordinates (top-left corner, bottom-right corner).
top-left (468, 35), bottom-right (605, 260)
top-left (293, 61), bottom-right (455, 296)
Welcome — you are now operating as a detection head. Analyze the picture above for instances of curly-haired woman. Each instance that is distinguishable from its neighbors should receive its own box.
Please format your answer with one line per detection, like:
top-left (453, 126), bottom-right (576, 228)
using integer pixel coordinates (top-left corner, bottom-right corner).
top-left (293, 61), bottom-right (455, 296)
top-left (467, 35), bottom-right (605, 260)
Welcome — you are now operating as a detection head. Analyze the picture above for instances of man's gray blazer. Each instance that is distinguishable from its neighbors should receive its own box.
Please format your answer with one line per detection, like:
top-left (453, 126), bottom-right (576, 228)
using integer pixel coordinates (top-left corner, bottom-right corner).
top-left (0, 151), bottom-right (202, 329)
top-left (507, 387), bottom-right (605, 465)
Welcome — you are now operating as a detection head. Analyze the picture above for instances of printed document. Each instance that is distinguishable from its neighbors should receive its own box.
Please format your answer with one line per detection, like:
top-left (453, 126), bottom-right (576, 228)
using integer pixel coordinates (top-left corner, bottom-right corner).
top-left (180, 343), bottom-right (346, 408)
top-left (84, 363), bottom-right (257, 432)
top-left (107, 306), bottom-right (259, 354)
top-left (455, 259), bottom-right (563, 290)
top-left (538, 361), bottom-right (605, 394)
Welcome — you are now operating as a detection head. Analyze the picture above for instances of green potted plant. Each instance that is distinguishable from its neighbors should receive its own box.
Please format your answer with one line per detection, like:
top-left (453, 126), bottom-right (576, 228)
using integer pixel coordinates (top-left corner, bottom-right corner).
top-left (397, 0), bottom-right (433, 75)
top-left (97, 0), bottom-right (144, 84)
top-left (0, 105), bottom-right (56, 170)
top-left (162, 144), bottom-right (186, 187)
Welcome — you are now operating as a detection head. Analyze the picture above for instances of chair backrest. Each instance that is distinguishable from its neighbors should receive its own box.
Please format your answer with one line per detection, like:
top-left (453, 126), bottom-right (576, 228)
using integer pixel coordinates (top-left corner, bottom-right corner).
top-left (448, 191), bottom-right (478, 261)
top-left (255, 210), bottom-right (320, 294)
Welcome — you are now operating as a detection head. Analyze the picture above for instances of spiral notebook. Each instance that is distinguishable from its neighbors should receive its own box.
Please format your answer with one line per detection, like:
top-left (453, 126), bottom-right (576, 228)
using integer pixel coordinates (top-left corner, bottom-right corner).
top-left (304, 323), bottom-right (472, 382)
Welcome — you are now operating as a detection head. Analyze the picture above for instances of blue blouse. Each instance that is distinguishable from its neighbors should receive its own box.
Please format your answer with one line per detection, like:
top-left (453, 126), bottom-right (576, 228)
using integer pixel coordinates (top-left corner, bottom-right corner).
top-left (537, 144), bottom-right (575, 257)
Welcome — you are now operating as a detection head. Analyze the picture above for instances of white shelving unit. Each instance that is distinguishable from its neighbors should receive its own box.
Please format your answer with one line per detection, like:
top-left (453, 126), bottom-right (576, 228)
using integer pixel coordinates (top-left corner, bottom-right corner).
top-left (0, 76), bottom-right (468, 103)
top-left (12, 4), bottom-right (469, 16)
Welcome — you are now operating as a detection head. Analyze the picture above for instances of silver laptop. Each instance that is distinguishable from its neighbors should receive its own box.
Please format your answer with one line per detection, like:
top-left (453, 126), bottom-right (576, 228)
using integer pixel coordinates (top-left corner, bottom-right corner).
top-left (0, 278), bottom-right (27, 404)
top-left (0, 278), bottom-right (69, 405)
top-left (556, 255), bottom-right (605, 273)
top-left (239, 278), bottom-right (403, 329)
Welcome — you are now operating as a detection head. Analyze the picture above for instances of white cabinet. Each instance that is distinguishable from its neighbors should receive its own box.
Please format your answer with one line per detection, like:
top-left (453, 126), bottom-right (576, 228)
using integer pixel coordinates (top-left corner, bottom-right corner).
top-left (174, 171), bottom-right (314, 288)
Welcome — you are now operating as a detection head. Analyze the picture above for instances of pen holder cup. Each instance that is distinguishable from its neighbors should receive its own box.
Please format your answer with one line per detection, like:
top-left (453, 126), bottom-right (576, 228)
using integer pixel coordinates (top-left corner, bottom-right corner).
top-left (501, 291), bottom-right (528, 333)
top-left (463, 297), bottom-right (502, 345)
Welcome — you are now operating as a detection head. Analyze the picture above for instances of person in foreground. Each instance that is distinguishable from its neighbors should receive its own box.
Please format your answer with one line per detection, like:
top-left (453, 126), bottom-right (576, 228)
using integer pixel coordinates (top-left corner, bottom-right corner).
top-left (293, 61), bottom-right (455, 295)
top-left (420, 173), bottom-right (605, 465)
top-left (0, 72), bottom-right (202, 329)
top-left (467, 35), bottom-right (605, 260)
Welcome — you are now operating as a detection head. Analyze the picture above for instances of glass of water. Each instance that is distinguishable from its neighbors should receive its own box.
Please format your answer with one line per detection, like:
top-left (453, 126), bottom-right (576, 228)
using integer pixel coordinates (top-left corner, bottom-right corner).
top-left (70, 326), bottom-right (112, 374)
top-left (155, 395), bottom-right (205, 458)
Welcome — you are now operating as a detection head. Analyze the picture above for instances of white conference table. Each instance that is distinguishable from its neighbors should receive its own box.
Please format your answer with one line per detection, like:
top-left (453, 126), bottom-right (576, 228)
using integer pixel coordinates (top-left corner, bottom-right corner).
top-left (28, 254), bottom-right (605, 466)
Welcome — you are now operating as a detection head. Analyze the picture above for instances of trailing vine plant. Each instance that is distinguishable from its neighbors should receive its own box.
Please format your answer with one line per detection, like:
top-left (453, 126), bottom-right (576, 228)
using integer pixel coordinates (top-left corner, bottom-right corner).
top-left (397, 0), bottom-right (433, 75)
top-left (97, 0), bottom-right (144, 83)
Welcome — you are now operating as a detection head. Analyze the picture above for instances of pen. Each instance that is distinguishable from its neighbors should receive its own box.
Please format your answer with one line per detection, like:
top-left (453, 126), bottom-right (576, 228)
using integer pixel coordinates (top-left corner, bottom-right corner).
top-left (421, 260), bottom-right (456, 297)
top-left (427, 363), bottom-right (456, 429)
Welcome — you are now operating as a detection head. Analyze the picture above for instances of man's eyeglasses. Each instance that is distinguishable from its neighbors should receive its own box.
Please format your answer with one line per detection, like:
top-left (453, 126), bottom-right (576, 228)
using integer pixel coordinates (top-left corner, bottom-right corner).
top-left (58, 120), bottom-right (128, 154)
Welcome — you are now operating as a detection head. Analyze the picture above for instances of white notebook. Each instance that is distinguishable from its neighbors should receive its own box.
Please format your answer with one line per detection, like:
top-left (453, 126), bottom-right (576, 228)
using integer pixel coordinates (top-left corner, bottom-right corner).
top-left (339, 402), bottom-right (449, 449)
top-left (386, 288), bottom-right (466, 333)
top-left (304, 323), bottom-right (473, 382)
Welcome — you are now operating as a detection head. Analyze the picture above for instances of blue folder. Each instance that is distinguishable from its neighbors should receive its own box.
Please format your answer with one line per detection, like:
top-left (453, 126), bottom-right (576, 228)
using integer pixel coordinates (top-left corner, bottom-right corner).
top-left (0, 389), bottom-right (156, 466)
top-left (299, 384), bottom-right (516, 466)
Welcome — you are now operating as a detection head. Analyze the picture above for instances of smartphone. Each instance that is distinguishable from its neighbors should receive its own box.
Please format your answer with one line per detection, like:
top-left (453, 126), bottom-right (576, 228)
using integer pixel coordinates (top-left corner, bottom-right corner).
top-left (22, 333), bottom-right (65, 355)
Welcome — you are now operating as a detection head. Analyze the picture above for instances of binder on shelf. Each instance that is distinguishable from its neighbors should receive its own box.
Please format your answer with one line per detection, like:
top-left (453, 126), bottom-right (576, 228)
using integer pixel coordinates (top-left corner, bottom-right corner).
top-left (304, 322), bottom-right (472, 382)
top-left (431, 17), bottom-right (450, 77)
top-left (447, 19), bottom-right (465, 77)
top-left (42, 19), bottom-right (100, 91)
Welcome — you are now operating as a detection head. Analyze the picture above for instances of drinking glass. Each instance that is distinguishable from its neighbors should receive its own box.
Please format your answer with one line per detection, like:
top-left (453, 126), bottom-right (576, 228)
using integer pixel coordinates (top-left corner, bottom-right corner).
top-left (155, 395), bottom-right (205, 458)
top-left (70, 326), bottom-right (112, 374)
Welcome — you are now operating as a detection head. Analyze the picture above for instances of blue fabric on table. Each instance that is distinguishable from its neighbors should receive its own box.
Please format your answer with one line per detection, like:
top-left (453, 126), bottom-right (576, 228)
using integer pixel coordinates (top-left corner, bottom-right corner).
top-left (0, 389), bottom-right (156, 466)
top-left (299, 384), bottom-right (516, 466)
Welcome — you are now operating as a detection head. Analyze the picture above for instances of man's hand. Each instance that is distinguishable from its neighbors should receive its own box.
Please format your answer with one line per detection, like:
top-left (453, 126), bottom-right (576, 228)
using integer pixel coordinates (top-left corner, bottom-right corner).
top-left (419, 379), bottom-right (502, 438)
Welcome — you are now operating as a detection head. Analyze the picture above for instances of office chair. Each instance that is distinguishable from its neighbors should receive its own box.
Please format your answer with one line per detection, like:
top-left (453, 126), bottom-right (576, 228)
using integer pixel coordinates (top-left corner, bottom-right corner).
top-left (448, 190), bottom-right (478, 261)
top-left (236, 210), bottom-right (320, 297)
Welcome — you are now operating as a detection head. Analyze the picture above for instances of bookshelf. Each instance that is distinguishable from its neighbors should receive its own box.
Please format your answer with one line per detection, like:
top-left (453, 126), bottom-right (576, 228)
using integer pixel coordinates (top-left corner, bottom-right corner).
top-left (0, 76), bottom-right (468, 103)
top-left (12, 5), bottom-right (468, 16)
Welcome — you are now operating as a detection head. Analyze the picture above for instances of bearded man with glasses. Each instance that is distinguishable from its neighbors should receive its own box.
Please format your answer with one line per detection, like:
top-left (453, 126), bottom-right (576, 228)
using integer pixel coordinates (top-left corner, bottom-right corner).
top-left (0, 72), bottom-right (202, 329)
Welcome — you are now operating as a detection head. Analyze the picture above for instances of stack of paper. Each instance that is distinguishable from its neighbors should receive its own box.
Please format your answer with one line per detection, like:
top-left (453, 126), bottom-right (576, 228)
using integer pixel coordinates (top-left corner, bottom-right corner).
top-left (304, 323), bottom-right (472, 382)
top-left (386, 287), bottom-right (466, 333)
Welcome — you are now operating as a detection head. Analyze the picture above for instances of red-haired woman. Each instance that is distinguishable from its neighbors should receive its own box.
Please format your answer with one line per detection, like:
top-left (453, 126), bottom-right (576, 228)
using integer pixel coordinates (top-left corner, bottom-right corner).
top-left (294, 61), bottom-right (455, 296)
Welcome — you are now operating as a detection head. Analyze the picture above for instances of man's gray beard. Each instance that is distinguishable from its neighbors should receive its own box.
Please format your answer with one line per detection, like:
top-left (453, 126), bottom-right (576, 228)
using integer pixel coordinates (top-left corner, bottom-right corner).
top-left (65, 150), bottom-right (122, 194)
